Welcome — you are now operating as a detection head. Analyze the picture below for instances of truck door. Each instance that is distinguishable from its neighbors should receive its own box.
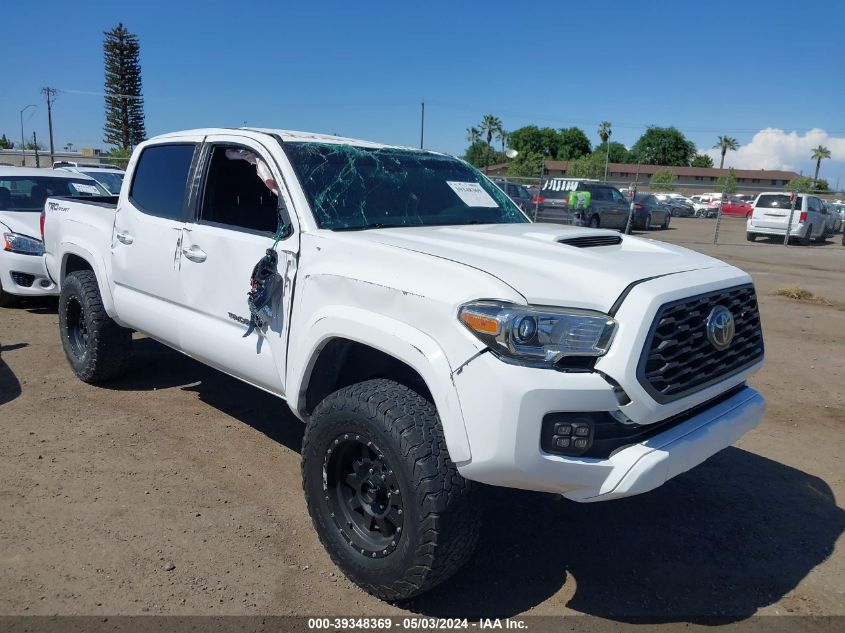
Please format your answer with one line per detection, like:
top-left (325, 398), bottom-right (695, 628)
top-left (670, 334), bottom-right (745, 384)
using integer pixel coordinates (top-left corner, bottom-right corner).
top-left (177, 136), bottom-right (299, 395)
top-left (111, 140), bottom-right (202, 347)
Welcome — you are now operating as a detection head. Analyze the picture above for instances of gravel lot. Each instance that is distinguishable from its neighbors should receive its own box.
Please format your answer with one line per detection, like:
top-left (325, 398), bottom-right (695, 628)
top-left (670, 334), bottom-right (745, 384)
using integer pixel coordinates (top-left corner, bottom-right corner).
top-left (1, 217), bottom-right (843, 621)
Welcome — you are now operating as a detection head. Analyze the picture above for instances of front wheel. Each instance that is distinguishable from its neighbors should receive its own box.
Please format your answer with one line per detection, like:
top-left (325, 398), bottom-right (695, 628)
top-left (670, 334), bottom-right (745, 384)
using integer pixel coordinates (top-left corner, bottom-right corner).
top-left (661, 214), bottom-right (670, 230)
top-left (58, 270), bottom-right (132, 383)
top-left (746, 232), bottom-right (757, 242)
top-left (588, 215), bottom-right (600, 228)
top-left (302, 379), bottom-right (481, 601)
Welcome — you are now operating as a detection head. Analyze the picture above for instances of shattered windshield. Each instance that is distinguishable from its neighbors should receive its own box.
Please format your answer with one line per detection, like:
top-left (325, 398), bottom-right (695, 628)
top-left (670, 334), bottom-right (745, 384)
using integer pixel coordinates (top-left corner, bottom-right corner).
top-left (283, 142), bottom-right (528, 230)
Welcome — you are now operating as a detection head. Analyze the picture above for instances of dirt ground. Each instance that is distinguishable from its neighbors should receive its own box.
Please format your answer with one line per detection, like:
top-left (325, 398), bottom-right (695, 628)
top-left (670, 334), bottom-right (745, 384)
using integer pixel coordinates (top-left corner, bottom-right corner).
top-left (1, 217), bottom-right (844, 622)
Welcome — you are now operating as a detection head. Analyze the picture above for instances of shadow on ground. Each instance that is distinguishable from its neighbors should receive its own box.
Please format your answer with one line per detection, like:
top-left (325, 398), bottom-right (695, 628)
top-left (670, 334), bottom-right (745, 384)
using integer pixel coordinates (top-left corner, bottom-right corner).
top-left (103, 337), bottom-right (844, 623)
top-left (0, 342), bottom-right (27, 405)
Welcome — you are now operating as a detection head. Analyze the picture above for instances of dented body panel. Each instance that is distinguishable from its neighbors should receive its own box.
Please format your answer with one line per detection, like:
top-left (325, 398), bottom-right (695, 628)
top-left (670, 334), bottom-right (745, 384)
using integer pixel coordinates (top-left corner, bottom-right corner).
top-left (43, 127), bottom-right (765, 502)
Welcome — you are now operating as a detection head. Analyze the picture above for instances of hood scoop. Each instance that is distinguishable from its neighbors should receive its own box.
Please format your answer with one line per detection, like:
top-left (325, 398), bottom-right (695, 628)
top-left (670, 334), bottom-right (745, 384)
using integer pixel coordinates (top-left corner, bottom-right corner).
top-left (558, 234), bottom-right (623, 248)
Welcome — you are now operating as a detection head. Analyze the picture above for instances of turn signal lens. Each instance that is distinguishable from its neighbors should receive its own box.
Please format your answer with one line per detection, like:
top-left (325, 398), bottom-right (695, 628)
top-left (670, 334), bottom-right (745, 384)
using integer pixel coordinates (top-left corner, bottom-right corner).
top-left (459, 311), bottom-right (500, 335)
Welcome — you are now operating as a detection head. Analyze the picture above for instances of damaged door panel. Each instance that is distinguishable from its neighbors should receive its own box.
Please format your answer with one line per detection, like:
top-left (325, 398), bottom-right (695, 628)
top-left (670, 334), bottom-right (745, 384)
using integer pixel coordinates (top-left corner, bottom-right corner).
top-left (178, 136), bottom-right (298, 394)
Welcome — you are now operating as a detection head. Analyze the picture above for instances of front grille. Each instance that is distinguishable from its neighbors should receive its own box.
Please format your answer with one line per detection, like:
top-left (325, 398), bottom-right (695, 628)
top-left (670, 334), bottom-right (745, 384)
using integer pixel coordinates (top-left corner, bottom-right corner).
top-left (637, 284), bottom-right (763, 403)
top-left (559, 235), bottom-right (622, 248)
top-left (10, 272), bottom-right (34, 287)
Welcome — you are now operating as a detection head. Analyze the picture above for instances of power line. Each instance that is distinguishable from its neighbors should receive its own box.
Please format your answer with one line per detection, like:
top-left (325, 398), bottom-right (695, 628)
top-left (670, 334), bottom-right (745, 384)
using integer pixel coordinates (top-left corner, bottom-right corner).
top-left (56, 88), bottom-right (144, 100)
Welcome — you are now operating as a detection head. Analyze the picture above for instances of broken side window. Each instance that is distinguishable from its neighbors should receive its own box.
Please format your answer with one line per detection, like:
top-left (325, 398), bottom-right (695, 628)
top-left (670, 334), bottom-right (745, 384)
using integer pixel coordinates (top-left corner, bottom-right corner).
top-left (199, 146), bottom-right (280, 234)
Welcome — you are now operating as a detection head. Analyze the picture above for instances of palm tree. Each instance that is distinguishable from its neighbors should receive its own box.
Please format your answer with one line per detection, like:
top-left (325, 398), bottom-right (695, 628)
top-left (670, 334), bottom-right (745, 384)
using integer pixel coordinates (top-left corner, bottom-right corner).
top-left (713, 135), bottom-right (739, 169)
top-left (479, 114), bottom-right (503, 169)
top-left (496, 128), bottom-right (508, 154)
top-left (811, 145), bottom-right (831, 184)
top-left (465, 127), bottom-right (481, 146)
top-left (598, 121), bottom-right (612, 181)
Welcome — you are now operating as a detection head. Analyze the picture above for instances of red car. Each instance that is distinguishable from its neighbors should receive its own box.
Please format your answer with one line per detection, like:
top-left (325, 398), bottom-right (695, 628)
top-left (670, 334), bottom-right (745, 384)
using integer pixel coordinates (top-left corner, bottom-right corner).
top-left (720, 197), bottom-right (754, 218)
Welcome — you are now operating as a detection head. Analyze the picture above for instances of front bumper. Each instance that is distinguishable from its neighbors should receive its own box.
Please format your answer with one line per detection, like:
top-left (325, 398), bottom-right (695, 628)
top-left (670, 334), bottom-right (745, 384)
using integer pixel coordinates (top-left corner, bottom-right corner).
top-left (0, 250), bottom-right (58, 297)
top-left (452, 267), bottom-right (765, 502)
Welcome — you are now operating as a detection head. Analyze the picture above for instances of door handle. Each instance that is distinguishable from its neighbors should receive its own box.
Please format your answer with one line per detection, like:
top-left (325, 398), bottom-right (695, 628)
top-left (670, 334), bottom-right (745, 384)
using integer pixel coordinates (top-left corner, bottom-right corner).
top-left (115, 231), bottom-right (134, 245)
top-left (182, 245), bottom-right (207, 263)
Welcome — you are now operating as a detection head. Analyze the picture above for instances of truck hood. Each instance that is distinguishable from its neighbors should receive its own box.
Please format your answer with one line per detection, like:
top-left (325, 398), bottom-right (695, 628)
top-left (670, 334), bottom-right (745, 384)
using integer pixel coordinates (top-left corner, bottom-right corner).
top-left (0, 211), bottom-right (41, 240)
top-left (346, 223), bottom-right (730, 312)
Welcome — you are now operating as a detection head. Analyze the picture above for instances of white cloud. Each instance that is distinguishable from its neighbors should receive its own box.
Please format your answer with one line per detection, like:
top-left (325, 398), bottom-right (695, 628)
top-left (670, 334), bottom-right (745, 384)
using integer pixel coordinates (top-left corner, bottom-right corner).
top-left (703, 128), bottom-right (845, 174)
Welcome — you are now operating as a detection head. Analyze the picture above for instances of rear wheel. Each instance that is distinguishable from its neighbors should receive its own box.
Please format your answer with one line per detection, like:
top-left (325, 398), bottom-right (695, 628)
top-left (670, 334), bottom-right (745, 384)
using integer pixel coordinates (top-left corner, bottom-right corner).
top-left (799, 225), bottom-right (812, 246)
top-left (302, 379), bottom-right (481, 601)
top-left (746, 232), bottom-right (757, 242)
top-left (59, 270), bottom-right (131, 383)
top-left (643, 214), bottom-right (652, 230)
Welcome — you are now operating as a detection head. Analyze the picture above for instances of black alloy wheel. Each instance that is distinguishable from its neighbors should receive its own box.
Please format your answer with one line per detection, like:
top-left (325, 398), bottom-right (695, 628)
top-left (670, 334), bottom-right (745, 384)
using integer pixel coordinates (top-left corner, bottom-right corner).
top-left (325, 433), bottom-right (404, 558)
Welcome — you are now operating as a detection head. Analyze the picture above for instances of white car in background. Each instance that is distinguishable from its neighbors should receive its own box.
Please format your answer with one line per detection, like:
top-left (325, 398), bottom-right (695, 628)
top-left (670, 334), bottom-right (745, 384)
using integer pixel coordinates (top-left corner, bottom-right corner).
top-left (746, 192), bottom-right (828, 245)
top-left (54, 162), bottom-right (125, 195)
top-left (0, 167), bottom-right (109, 306)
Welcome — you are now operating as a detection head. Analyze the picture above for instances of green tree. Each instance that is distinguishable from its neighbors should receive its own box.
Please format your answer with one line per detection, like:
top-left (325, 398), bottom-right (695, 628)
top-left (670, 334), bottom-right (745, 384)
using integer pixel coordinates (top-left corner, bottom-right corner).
top-left (24, 140), bottom-right (45, 150)
top-left (810, 145), bottom-right (831, 183)
top-left (691, 153), bottom-right (714, 168)
top-left (507, 151), bottom-right (545, 178)
top-left (594, 141), bottom-right (628, 163)
top-left (465, 127), bottom-right (481, 145)
top-left (556, 127), bottom-right (591, 160)
top-left (103, 23), bottom-right (146, 149)
top-left (597, 121), bottom-right (612, 144)
top-left (629, 126), bottom-right (696, 166)
top-left (478, 114), bottom-right (503, 168)
top-left (496, 128), bottom-right (508, 154)
top-left (508, 125), bottom-right (558, 157)
top-left (715, 168), bottom-right (738, 194)
top-left (714, 135), bottom-right (739, 169)
top-left (105, 146), bottom-right (132, 168)
top-left (785, 176), bottom-right (829, 193)
top-left (649, 169), bottom-right (677, 191)
top-left (463, 141), bottom-right (502, 169)
top-left (0, 134), bottom-right (13, 149)
top-left (567, 152), bottom-right (605, 179)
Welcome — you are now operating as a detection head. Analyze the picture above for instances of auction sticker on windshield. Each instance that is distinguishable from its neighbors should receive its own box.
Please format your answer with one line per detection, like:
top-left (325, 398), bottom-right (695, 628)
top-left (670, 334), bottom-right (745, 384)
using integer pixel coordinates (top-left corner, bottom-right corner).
top-left (446, 181), bottom-right (498, 207)
top-left (71, 183), bottom-right (102, 195)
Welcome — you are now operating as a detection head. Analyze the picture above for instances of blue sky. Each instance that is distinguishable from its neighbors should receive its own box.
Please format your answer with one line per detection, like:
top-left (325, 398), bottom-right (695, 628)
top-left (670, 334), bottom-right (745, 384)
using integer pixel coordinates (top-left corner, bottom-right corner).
top-left (3, 0), bottom-right (844, 187)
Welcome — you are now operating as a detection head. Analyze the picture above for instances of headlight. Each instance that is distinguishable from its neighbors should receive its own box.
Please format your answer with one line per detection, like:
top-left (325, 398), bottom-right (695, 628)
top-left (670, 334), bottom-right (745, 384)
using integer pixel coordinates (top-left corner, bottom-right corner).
top-left (3, 232), bottom-right (44, 256)
top-left (458, 301), bottom-right (617, 365)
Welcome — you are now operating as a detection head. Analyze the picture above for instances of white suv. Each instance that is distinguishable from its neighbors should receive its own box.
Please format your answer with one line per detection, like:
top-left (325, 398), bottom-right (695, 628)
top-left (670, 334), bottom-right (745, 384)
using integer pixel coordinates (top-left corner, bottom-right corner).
top-left (747, 192), bottom-right (828, 244)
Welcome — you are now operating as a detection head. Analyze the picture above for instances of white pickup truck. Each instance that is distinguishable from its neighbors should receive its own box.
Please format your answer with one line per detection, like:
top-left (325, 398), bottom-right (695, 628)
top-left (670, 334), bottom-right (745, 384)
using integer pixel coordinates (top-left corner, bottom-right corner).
top-left (43, 128), bottom-right (765, 600)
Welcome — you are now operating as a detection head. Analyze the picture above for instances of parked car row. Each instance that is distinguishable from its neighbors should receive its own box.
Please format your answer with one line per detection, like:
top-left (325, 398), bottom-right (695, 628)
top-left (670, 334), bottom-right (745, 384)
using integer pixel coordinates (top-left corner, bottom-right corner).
top-left (521, 178), bottom-right (670, 231)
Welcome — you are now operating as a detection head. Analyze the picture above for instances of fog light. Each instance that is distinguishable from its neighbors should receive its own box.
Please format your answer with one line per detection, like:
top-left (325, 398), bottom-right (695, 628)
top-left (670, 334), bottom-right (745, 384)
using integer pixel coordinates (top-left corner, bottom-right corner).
top-left (542, 414), bottom-right (595, 456)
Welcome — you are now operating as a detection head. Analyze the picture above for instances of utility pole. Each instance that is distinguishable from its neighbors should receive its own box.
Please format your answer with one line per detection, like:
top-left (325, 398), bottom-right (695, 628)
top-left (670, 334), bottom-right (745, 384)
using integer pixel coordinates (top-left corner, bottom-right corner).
top-left (33, 132), bottom-right (40, 168)
top-left (419, 101), bottom-right (425, 149)
top-left (42, 87), bottom-right (58, 165)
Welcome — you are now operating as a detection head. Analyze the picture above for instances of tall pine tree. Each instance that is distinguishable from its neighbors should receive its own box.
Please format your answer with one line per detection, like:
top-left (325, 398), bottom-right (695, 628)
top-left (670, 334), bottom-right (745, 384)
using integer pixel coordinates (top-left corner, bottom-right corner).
top-left (103, 23), bottom-right (146, 149)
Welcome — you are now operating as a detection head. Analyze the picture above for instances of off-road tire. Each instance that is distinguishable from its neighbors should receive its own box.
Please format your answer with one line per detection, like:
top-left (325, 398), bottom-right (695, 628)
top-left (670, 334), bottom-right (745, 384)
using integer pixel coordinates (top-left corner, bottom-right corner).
top-left (302, 378), bottom-right (481, 601)
top-left (59, 270), bottom-right (131, 383)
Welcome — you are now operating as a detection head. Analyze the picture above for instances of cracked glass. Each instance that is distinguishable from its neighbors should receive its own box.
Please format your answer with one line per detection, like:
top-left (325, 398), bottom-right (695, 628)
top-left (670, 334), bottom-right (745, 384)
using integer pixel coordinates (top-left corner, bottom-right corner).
top-left (283, 142), bottom-right (528, 230)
